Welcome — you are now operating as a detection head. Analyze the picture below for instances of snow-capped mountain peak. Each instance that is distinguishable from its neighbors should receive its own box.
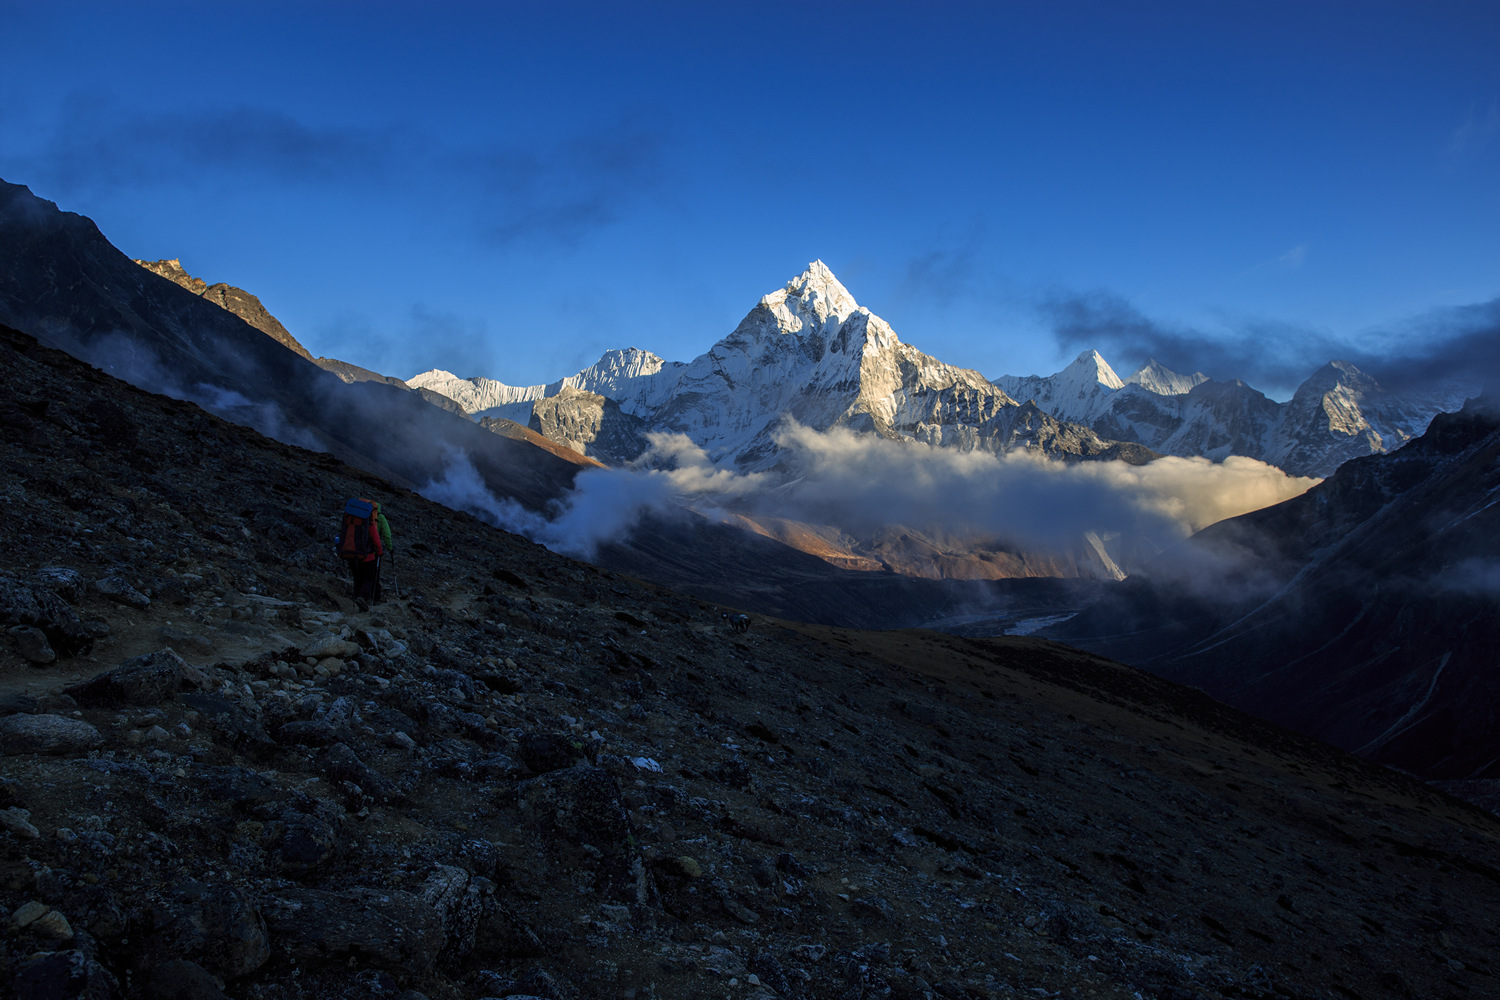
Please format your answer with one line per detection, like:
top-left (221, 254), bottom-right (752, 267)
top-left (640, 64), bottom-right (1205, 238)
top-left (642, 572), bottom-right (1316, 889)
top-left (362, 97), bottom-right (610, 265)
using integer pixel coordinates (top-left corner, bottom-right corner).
top-left (756, 260), bottom-right (865, 340)
top-left (992, 349), bottom-right (1125, 424)
top-left (1125, 358), bottom-right (1208, 396)
top-left (1063, 349), bottom-right (1126, 391)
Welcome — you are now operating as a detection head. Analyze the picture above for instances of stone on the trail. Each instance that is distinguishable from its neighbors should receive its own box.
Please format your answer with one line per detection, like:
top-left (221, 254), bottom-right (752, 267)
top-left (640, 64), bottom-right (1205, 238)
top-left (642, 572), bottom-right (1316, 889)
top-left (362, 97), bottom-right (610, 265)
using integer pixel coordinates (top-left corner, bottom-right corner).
top-left (0, 692), bottom-right (39, 716)
top-left (262, 886), bottom-right (447, 974)
top-left (0, 714), bottom-right (103, 755)
top-left (158, 626), bottom-right (214, 655)
top-left (0, 572), bottom-right (95, 656)
top-left (517, 731), bottom-right (582, 774)
top-left (274, 810), bottom-right (343, 875)
top-left (300, 635), bottom-right (359, 660)
top-left (1, 806), bottom-right (41, 838)
top-left (144, 882), bottom-right (270, 978)
top-left (66, 648), bottom-right (191, 707)
top-left (10, 625), bottom-right (55, 663)
top-left (94, 574), bottom-right (150, 608)
top-left (34, 567), bottom-right (85, 605)
top-left (147, 959), bottom-right (230, 1000)
top-left (276, 720), bottom-right (339, 747)
top-left (323, 742), bottom-right (400, 803)
top-left (11, 949), bottom-right (119, 1000)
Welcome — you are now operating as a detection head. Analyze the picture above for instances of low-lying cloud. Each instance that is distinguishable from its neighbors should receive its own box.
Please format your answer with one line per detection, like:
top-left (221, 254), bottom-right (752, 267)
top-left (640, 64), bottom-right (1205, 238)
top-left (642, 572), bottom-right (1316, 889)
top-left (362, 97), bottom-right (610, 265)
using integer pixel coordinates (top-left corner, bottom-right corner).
top-left (422, 421), bottom-right (1318, 566)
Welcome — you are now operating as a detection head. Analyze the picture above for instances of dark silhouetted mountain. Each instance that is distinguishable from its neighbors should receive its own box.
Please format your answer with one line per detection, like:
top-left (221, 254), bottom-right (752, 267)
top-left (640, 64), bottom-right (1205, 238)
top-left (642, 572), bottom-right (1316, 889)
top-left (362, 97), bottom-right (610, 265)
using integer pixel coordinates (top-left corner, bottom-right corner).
top-left (0, 179), bottom-right (579, 513)
top-left (1052, 398), bottom-right (1500, 779)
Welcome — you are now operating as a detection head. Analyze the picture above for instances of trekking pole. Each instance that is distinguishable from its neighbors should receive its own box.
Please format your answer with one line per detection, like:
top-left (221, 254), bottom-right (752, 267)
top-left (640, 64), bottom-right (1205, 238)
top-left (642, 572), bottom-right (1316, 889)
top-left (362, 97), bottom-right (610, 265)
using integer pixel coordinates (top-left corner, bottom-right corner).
top-left (389, 549), bottom-right (400, 599)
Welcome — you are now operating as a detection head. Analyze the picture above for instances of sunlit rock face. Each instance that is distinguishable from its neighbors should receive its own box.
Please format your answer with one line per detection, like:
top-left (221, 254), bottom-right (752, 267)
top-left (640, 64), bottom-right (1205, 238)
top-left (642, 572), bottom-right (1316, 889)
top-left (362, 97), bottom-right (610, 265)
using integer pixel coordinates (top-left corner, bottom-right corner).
top-left (134, 258), bottom-right (313, 361)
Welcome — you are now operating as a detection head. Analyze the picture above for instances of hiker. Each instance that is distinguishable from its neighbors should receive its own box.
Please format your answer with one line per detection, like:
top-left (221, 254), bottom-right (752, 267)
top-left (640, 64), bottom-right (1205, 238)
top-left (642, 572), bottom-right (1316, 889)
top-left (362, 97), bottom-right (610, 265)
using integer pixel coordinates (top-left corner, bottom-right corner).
top-left (335, 497), bottom-right (387, 609)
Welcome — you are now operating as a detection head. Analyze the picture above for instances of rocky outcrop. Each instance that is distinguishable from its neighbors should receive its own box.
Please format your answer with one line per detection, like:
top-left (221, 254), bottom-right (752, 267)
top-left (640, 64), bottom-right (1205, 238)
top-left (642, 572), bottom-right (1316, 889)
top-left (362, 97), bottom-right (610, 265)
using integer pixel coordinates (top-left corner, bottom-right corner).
top-left (134, 258), bottom-right (314, 361)
top-left (529, 385), bottom-right (649, 464)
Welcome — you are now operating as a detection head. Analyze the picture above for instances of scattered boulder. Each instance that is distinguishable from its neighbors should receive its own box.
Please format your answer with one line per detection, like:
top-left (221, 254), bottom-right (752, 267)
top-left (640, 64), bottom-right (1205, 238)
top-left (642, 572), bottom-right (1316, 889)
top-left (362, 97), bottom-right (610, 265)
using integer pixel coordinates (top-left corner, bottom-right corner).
top-left (301, 635), bottom-right (360, 660)
top-left (261, 885), bottom-right (447, 974)
top-left (517, 731), bottom-right (583, 774)
top-left (143, 882), bottom-right (270, 978)
top-left (0, 572), bottom-right (96, 656)
top-left (34, 567), bottom-right (86, 604)
top-left (147, 960), bottom-right (230, 1000)
top-left (10, 624), bottom-right (56, 663)
top-left (0, 714), bottom-right (103, 756)
top-left (65, 649), bottom-right (193, 707)
top-left (10, 949), bottom-right (119, 1000)
top-left (94, 574), bottom-right (150, 609)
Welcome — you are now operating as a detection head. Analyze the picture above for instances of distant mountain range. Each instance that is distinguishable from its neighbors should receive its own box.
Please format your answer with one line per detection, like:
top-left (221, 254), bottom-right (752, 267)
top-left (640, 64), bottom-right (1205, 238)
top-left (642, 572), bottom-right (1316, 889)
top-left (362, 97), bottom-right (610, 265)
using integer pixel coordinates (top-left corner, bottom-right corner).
top-left (413, 262), bottom-right (1158, 471)
top-left (413, 262), bottom-right (1470, 480)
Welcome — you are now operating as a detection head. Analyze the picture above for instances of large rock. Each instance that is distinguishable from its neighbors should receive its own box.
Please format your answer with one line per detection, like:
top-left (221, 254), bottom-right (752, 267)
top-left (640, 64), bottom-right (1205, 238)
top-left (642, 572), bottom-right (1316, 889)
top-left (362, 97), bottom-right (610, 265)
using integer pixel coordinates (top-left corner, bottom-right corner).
top-left (0, 714), bottom-right (103, 755)
top-left (261, 886), bottom-right (447, 974)
top-left (143, 882), bottom-right (270, 978)
top-left (10, 624), bottom-right (56, 663)
top-left (0, 571), bottom-right (95, 656)
top-left (146, 960), bottom-right (229, 1000)
top-left (10, 949), bottom-right (119, 1000)
top-left (65, 649), bottom-right (193, 707)
top-left (300, 635), bottom-right (360, 660)
top-left (93, 574), bottom-right (150, 609)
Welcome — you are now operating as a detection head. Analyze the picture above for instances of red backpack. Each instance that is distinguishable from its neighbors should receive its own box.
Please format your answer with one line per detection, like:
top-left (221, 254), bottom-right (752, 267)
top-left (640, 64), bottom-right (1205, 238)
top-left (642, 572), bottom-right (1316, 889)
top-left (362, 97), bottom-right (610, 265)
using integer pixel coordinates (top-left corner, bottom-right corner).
top-left (336, 498), bottom-right (376, 561)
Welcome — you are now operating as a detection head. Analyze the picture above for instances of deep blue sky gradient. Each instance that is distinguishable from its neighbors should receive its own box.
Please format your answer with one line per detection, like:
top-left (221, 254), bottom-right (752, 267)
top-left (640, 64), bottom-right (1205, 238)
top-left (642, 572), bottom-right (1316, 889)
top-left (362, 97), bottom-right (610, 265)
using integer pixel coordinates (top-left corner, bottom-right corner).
top-left (3, 1), bottom-right (1497, 396)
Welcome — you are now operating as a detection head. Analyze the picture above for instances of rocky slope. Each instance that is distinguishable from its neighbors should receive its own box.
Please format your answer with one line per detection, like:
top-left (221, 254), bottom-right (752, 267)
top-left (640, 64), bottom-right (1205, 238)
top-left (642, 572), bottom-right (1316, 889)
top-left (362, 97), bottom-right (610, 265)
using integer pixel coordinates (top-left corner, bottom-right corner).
top-left (998, 352), bottom-right (1472, 478)
top-left (1050, 397), bottom-right (1500, 781)
top-left (133, 258), bottom-right (313, 362)
top-left (5, 287), bottom-right (1500, 1000)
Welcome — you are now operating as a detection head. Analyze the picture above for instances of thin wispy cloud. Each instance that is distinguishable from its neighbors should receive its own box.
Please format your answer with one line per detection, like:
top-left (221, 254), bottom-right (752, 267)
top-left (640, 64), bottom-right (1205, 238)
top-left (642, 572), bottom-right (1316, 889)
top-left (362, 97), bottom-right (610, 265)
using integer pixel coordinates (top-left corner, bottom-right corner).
top-left (1447, 102), bottom-right (1500, 156)
top-left (1042, 288), bottom-right (1500, 398)
top-left (14, 91), bottom-right (404, 192)
top-left (1274, 243), bottom-right (1308, 269)
top-left (467, 111), bottom-right (671, 249)
top-left (2, 90), bottom-right (673, 252)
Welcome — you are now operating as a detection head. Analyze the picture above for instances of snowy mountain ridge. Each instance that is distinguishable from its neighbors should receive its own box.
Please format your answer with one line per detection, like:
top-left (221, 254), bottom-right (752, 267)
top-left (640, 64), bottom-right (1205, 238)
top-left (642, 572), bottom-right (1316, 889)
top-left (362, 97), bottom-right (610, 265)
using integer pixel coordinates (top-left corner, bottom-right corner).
top-left (413, 261), bottom-right (1471, 478)
top-left (416, 262), bottom-right (1142, 471)
top-left (1001, 351), bottom-right (1474, 478)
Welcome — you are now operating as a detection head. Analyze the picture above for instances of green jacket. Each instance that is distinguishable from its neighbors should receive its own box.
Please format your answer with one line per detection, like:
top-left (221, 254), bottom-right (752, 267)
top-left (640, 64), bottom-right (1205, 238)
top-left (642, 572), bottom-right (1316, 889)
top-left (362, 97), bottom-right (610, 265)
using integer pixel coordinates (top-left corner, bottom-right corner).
top-left (375, 510), bottom-right (392, 552)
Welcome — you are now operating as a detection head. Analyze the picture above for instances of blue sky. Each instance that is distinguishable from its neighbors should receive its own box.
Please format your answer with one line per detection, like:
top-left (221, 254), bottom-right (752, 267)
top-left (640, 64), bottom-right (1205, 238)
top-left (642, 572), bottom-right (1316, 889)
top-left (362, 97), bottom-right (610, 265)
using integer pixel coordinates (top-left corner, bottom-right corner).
top-left (3, 1), bottom-right (1497, 397)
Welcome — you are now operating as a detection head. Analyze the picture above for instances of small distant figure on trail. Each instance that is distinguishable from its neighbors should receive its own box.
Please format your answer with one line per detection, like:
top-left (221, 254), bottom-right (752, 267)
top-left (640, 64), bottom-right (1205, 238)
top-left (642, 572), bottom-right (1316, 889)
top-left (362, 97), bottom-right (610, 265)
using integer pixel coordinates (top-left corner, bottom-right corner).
top-left (335, 497), bottom-right (391, 610)
top-left (722, 612), bottom-right (751, 635)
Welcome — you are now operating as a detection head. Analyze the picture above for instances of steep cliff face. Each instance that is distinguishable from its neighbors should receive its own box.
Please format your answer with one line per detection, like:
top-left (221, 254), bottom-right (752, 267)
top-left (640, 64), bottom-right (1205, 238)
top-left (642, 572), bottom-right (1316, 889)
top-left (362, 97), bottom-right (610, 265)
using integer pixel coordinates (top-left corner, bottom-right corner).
top-left (528, 385), bottom-right (649, 464)
top-left (134, 258), bottom-right (313, 361)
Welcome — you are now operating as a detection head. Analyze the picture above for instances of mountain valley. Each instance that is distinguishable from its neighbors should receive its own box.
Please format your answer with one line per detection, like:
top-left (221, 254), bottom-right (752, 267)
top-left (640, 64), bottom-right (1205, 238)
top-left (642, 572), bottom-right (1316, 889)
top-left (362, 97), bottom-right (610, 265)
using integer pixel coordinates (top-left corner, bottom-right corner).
top-left (5, 320), bottom-right (1500, 1000)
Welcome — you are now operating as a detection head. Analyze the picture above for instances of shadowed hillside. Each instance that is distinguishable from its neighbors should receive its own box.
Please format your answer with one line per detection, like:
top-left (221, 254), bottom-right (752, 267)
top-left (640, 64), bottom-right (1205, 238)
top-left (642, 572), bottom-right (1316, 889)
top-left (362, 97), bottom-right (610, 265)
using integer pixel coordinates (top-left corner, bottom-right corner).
top-left (4, 325), bottom-right (1500, 999)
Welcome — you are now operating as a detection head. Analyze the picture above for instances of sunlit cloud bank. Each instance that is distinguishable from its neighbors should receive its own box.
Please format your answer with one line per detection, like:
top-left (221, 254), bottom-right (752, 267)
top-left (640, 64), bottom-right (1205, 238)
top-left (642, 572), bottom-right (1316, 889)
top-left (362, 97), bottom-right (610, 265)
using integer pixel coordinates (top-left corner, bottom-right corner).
top-left (420, 421), bottom-right (1319, 566)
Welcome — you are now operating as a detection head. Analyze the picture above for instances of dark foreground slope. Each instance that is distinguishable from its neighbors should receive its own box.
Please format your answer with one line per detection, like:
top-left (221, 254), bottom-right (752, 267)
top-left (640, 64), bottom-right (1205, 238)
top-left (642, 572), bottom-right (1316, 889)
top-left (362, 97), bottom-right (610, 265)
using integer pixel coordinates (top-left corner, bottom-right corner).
top-left (5, 328), bottom-right (1500, 1000)
top-left (1052, 401), bottom-right (1500, 781)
